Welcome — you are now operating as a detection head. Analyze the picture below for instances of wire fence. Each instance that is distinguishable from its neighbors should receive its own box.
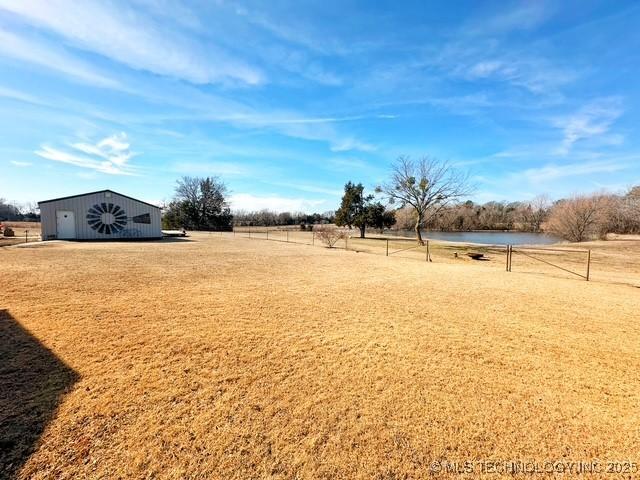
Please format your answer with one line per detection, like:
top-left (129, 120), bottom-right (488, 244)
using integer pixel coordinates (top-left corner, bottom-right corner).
top-left (508, 245), bottom-right (592, 281)
top-left (0, 229), bottom-right (41, 247)
top-left (226, 227), bottom-right (596, 282)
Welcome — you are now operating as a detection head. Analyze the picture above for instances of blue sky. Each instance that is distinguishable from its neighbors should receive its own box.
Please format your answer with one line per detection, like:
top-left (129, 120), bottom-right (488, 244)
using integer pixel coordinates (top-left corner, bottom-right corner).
top-left (1, 0), bottom-right (639, 212)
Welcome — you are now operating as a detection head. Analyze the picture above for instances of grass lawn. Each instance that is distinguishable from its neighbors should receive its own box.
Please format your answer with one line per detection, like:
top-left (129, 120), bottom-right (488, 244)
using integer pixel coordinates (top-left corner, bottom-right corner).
top-left (1, 234), bottom-right (639, 478)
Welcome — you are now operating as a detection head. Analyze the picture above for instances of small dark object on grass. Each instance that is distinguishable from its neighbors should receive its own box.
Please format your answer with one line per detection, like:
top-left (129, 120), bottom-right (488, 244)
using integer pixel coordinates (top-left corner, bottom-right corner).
top-left (467, 252), bottom-right (486, 260)
top-left (3, 227), bottom-right (15, 237)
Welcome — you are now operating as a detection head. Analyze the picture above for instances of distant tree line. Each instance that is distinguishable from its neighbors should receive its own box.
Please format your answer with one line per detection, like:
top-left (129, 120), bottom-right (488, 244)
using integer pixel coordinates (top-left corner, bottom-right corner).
top-left (417, 195), bottom-right (551, 232)
top-left (161, 176), bottom-right (335, 230)
top-left (349, 155), bottom-right (640, 243)
top-left (0, 198), bottom-right (39, 222)
top-left (6, 165), bottom-right (637, 244)
top-left (232, 210), bottom-right (335, 227)
top-left (391, 188), bottom-right (640, 242)
top-left (180, 155), bottom-right (635, 244)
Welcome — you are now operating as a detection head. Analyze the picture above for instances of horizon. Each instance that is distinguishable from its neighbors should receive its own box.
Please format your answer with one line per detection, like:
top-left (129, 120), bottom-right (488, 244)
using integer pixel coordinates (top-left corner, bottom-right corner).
top-left (2, 1), bottom-right (640, 212)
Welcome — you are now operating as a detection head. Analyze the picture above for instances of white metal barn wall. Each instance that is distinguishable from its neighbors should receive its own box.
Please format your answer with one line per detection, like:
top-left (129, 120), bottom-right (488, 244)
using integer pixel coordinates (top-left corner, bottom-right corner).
top-left (39, 190), bottom-right (161, 240)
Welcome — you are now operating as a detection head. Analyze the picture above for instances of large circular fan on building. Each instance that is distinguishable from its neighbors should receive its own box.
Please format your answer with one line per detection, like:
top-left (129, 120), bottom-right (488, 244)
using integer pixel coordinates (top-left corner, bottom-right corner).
top-left (87, 203), bottom-right (127, 234)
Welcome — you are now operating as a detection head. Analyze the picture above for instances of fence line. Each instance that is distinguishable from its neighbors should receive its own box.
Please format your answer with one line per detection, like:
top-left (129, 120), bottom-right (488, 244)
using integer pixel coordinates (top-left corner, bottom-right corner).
top-left (508, 245), bottom-right (591, 281)
top-left (228, 227), bottom-right (594, 282)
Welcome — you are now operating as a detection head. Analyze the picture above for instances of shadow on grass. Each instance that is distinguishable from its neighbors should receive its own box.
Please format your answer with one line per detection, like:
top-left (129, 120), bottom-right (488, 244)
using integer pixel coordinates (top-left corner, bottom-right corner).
top-left (160, 236), bottom-right (195, 243)
top-left (0, 310), bottom-right (78, 478)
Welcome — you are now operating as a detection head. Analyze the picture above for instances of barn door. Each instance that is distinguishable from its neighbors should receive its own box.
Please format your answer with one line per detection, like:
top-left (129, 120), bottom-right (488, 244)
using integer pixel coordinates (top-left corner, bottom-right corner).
top-left (56, 210), bottom-right (76, 239)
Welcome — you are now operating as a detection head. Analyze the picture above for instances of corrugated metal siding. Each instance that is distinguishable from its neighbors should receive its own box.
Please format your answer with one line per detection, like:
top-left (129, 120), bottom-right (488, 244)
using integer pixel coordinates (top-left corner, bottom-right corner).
top-left (39, 191), bottom-right (161, 240)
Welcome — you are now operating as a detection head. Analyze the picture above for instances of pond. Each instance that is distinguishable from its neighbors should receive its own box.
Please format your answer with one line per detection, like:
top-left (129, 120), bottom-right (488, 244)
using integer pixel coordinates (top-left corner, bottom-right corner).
top-left (392, 230), bottom-right (562, 245)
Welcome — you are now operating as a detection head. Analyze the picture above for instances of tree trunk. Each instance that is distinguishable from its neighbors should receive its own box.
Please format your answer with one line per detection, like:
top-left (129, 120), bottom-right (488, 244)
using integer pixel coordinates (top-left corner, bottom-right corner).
top-left (359, 224), bottom-right (366, 238)
top-left (415, 216), bottom-right (424, 245)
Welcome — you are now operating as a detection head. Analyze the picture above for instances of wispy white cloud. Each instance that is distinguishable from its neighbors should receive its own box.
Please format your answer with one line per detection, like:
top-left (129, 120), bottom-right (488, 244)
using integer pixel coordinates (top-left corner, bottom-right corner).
top-left (255, 44), bottom-right (343, 86)
top-left (208, 3), bottom-right (352, 86)
top-left (520, 158), bottom-right (633, 183)
top-left (0, 85), bottom-right (48, 105)
top-left (232, 5), bottom-right (348, 56)
top-left (10, 160), bottom-right (32, 167)
top-left (0, 0), bottom-right (263, 85)
top-left (301, 62), bottom-right (343, 86)
top-left (472, 156), bottom-right (638, 202)
top-left (554, 97), bottom-right (623, 154)
top-left (330, 138), bottom-right (376, 153)
top-left (460, 55), bottom-right (574, 94)
top-left (171, 161), bottom-right (250, 177)
top-left (230, 193), bottom-right (326, 213)
top-left (267, 181), bottom-right (343, 196)
top-left (328, 157), bottom-right (370, 171)
top-left (128, 0), bottom-right (203, 31)
top-left (222, 113), bottom-right (378, 152)
top-left (490, 149), bottom-right (534, 159)
top-left (468, 61), bottom-right (504, 78)
top-left (418, 4), bottom-right (570, 97)
top-left (478, 3), bottom-right (552, 33)
top-left (36, 132), bottom-right (138, 175)
top-left (0, 29), bottom-right (122, 89)
top-left (71, 132), bottom-right (134, 166)
top-left (370, 94), bottom-right (494, 117)
top-left (86, 97), bottom-right (382, 153)
top-left (212, 112), bottom-right (385, 125)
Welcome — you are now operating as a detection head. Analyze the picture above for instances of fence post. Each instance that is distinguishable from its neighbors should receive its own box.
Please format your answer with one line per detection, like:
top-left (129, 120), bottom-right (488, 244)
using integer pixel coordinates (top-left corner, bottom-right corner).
top-left (426, 240), bottom-right (430, 262)
top-left (506, 245), bottom-right (509, 271)
top-left (312, 232), bottom-right (315, 246)
top-left (386, 238), bottom-right (389, 256)
top-left (586, 249), bottom-right (591, 281)
top-left (510, 246), bottom-right (513, 272)
top-left (25, 230), bottom-right (28, 243)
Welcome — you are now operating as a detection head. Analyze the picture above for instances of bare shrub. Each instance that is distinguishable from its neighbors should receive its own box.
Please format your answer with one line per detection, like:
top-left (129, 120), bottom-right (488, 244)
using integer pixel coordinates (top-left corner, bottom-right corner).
top-left (3, 227), bottom-right (15, 237)
top-left (315, 226), bottom-right (345, 248)
top-left (603, 188), bottom-right (640, 234)
top-left (547, 195), bottom-right (610, 242)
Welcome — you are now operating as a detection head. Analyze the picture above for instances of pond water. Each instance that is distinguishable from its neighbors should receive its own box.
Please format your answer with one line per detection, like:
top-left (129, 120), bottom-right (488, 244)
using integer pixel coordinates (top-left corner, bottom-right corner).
top-left (394, 230), bottom-right (561, 245)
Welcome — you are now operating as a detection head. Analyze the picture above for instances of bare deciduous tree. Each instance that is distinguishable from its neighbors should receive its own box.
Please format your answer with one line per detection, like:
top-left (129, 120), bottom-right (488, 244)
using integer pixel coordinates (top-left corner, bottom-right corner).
top-left (314, 226), bottom-right (346, 248)
top-left (518, 194), bottom-right (550, 232)
top-left (175, 176), bottom-right (201, 206)
top-left (164, 176), bottom-right (232, 230)
top-left (547, 195), bottom-right (610, 242)
top-left (377, 156), bottom-right (472, 244)
top-left (605, 187), bottom-right (640, 234)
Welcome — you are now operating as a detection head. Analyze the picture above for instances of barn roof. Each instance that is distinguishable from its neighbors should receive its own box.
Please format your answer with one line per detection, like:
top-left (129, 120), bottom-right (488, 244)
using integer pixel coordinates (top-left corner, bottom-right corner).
top-left (38, 189), bottom-right (161, 209)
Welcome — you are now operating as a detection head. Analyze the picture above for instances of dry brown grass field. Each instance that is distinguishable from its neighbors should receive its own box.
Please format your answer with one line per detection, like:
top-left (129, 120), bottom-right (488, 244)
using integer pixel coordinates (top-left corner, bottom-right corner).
top-left (2, 233), bottom-right (640, 479)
